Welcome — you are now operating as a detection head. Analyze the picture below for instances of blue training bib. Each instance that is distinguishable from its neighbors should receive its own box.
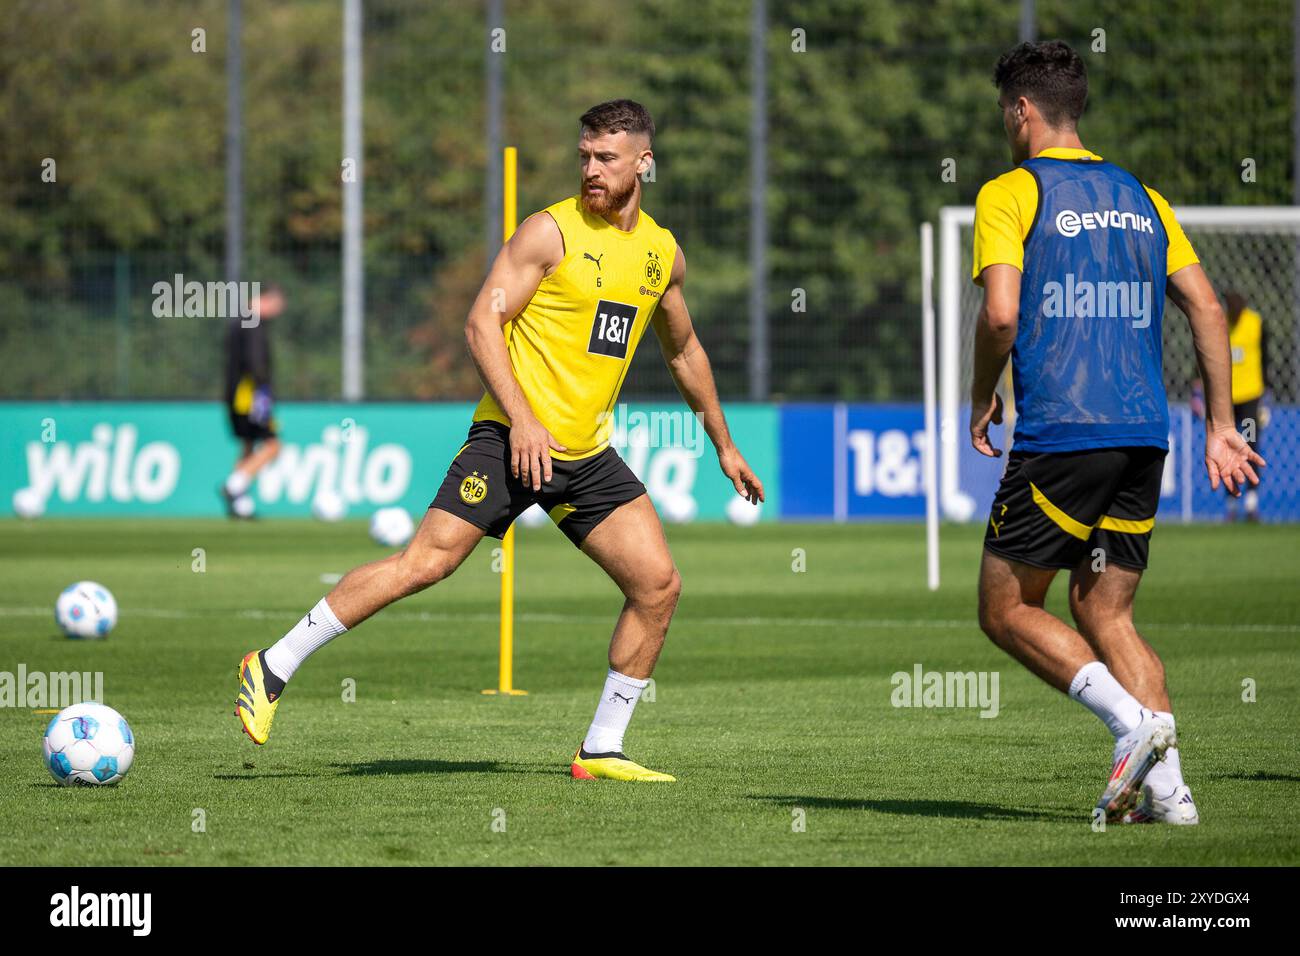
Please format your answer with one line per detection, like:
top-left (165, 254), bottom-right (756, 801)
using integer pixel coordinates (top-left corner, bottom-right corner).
top-left (1014, 157), bottom-right (1169, 452)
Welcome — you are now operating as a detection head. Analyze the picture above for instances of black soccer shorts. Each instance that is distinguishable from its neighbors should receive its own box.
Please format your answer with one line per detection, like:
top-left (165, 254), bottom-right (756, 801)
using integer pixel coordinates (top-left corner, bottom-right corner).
top-left (1234, 398), bottom-right (1262, 453)
top-left (430, 421), bottom-right (646, 547)
top-left (983, 446), bottom-right (1167, 571)
top-left (228, 407), bottom-right (277, 442)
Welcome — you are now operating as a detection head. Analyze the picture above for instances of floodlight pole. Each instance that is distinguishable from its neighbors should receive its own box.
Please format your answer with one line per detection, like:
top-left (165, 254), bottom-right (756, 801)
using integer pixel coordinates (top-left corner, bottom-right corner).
top-left (342, 0), bottom-right (365, 400)
top-left (1019, 0), bottom-right (1035, 42)
top-left (748, 0), bottom-right (769, 400)
top-left (485, 0), bottom-right (504, 263)
top-left (225, 0), bottom-right (243, 285)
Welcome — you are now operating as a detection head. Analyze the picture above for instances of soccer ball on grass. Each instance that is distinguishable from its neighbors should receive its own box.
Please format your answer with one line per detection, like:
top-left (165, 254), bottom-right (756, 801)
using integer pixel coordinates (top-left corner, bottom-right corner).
top-left (43, 702), bottom-right (135, 786)
top-left (55, 582), bottom-right (118, 639)
top-left (369, 507), bottom-right (414, 547)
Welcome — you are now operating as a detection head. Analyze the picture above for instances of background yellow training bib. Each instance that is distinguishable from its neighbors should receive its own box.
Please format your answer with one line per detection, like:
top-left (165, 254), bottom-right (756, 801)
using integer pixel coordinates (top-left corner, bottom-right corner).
top-left (1229, 307), bottom-right (1265, 404)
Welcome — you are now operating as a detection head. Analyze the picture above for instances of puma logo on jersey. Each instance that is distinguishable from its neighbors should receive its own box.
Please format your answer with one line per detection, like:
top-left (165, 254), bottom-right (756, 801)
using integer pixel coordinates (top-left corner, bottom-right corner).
top-left (583, 252), bottom-right (603, 270)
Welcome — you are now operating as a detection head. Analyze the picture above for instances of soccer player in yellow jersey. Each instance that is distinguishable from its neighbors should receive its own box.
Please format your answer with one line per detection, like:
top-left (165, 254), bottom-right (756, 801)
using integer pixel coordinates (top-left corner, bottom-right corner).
top-left (1193, 291), bottom-right (1269, 520)
top-left (236, 100), bottom-right (764, 782)
top-left (968, 42), bottom-right (1263, 824)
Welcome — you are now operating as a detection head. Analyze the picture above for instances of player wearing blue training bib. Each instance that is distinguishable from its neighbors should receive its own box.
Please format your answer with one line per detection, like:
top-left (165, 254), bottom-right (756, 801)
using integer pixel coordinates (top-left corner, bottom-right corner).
top-left (1013, 156), bottom-right (1169, 451)
top-left (968, 41), bottom-right (1264, 827)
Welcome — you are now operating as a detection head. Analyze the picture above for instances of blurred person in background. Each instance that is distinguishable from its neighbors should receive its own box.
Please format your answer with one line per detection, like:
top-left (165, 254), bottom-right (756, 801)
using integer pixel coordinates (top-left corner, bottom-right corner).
top-left (1191, 290), bottom-right (1268, 521)
top-left (220, 284), bottom-right (284, 518)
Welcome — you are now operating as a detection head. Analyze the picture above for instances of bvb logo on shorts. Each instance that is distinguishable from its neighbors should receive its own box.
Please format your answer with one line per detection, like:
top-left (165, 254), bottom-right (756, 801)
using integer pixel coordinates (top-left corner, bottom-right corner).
top-left (459, 471), bottom-right (488, 506)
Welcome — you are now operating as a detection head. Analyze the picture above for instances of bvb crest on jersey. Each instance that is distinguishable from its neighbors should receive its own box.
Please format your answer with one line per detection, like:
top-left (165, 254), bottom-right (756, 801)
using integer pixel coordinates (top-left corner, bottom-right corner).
top-left (644, 249), bottom-right (663, 288)
top-left (460, 471), bottom-right (488, 505)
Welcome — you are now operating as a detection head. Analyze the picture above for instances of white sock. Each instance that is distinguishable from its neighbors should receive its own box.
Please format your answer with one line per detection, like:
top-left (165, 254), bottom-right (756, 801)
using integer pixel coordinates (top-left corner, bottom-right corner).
top-left (582, 670), bottom-right (649, 755)
top-left (1068, 661), bottom-right (1144, 738)
top-left (1144, 711), bottom-right (1186, 798)
top-left (263, 598), bottom-right (347, 683)
top-left (225, 470), bottom-right (251, 496)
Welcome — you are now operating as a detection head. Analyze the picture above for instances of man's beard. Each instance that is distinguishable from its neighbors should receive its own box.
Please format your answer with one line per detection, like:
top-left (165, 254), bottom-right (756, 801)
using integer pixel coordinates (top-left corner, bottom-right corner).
top-left (580, 173), bottom-right (637, 217)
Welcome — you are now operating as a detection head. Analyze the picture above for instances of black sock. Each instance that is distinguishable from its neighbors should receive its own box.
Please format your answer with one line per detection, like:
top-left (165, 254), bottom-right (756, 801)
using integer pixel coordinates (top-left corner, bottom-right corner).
top-left (259, 650), bottom-right (286, 699)
top-left (579, 745), bottom-right (628, 761)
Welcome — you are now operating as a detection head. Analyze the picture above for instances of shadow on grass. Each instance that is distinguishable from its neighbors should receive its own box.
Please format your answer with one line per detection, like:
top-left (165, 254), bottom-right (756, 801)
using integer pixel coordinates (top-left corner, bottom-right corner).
top-left (1215, 770), bottom-right (1300, 783)
top-left (213, 771), bottom-right (322, 781)
top-left (329, 759), bottom-right (557, 777)
top-left (749, 794), bottom-right (1074, 822)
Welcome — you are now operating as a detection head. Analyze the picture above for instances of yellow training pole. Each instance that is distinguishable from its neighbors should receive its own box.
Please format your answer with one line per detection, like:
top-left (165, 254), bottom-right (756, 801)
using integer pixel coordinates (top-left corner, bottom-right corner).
top-left (484, 146), bottom-right (526, 696)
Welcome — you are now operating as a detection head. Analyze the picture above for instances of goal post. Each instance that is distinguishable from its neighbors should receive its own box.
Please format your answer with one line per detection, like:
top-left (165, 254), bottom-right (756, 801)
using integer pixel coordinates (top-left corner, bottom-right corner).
top-left (937, 205), bottom-right (977, 524)
top-left (931, 204), bottom-right (1300, 526)
top-left (920, 222), bottom-right (940, 591)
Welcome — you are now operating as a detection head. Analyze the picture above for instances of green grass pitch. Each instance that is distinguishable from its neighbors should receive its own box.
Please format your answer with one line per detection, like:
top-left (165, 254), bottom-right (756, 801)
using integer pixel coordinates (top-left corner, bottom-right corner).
top-left (1, 518), bottom-right (1297, 866)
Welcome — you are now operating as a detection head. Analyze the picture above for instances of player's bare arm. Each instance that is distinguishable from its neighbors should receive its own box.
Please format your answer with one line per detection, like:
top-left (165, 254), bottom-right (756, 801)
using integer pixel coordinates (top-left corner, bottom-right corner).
top-left (1167, 262), bottom-right (1266, 495)
top-left (651, 245), bottom-right (764, 503)
top-left (969, 263), bottom-right (1021, 457)
top-left (465, 210), bottom-right (568, 491)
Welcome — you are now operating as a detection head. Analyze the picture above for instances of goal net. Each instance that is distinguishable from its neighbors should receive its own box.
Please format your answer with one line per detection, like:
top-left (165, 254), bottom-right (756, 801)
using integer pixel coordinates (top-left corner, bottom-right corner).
top-left (935, 205), bottom-right (1300, 524)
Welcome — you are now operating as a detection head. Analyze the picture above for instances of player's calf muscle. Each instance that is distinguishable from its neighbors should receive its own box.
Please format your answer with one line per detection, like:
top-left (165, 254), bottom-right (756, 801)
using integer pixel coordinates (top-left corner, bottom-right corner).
top-left (607, 568), bottom-right (680, 677)
top-left (977, 593), bottom-right (1031, 649)
top-left (1072, 612), bottom-right (1170, 709)
top-left (976, 568), bottom-right (1024, 644)
top-left (609, 617), bottom-right (670, 677)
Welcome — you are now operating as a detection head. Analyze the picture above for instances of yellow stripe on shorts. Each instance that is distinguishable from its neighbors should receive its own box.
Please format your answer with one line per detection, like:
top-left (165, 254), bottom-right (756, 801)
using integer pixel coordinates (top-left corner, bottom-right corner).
top-left (548, 502), bottom-right (576, 524)
top-left (1029, 482), bottom-right (1156, 538)
top-left (1096, 514), bottom-right (1155, 534)
top-left (1029, 482), bottom-right (1093, 540)
top-left (232, 375), bottom-right (254, 415)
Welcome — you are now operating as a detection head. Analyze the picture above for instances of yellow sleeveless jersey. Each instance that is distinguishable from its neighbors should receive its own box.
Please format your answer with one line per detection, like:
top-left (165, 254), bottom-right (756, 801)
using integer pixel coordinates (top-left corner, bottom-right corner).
top-left (473, 195), bottom-right (678, 460)
top-left (1229, 307), bottom-right (1265, 404)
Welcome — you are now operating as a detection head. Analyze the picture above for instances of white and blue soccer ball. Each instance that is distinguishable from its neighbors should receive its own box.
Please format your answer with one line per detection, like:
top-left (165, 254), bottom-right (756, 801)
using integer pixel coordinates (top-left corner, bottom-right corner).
top-left (55, 581), bottom-right (117, 639)
top-left (312, 489), bottom-right (347, 522)
top-left (369, 506), bottom-right (414, 547)
top-left (43, 702), bottom-right (135, 786)
top-left (658, 494), bottom-right (698, 524)
top-left (518, 503), bottom-right (549, 528)
top-left (12, 487), bottom-right (44, 519)
top-left (726, 493), bottom-right (762, 526)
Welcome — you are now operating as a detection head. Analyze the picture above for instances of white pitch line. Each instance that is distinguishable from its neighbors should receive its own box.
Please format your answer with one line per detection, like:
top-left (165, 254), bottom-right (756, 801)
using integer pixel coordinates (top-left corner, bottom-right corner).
top-left (1, 605), bottom-right (1297, 634)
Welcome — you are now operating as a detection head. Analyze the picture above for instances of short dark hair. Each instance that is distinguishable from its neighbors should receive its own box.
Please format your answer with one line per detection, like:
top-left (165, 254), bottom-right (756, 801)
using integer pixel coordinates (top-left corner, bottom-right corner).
top-left (994, 40), bottom-right (1088, 128)
top-left (579, 99), bottom-right (655, 145)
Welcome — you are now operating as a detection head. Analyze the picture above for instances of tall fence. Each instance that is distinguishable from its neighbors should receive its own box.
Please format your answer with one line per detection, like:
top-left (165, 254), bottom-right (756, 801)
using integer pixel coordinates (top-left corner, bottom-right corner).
top-left (1, 0), bottom-right (1295, 403)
